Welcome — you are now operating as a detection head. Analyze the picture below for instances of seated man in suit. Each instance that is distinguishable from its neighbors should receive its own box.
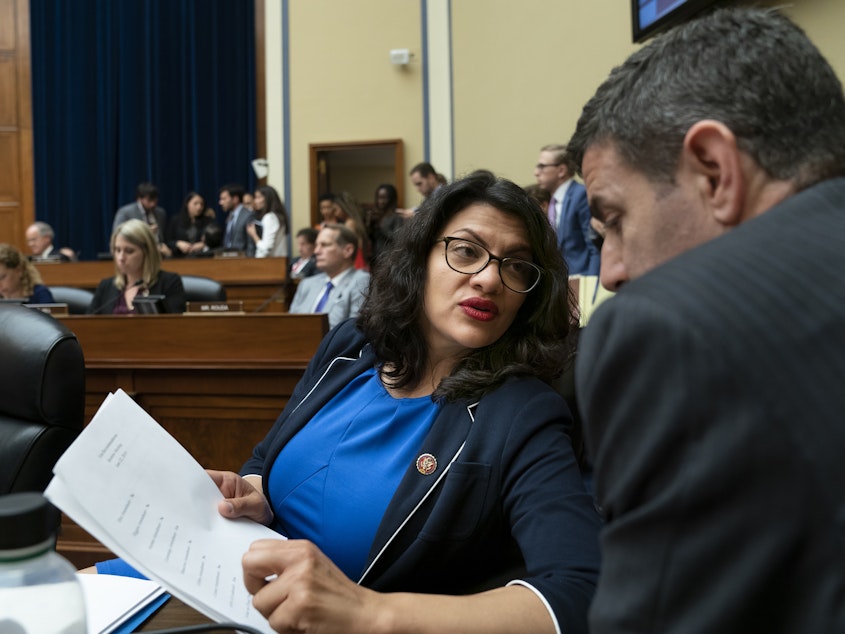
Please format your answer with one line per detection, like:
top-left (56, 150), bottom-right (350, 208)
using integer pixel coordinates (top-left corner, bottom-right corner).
top-left (112, 182), bottom-right (167, 251)
top-left (289, 223), bottom-right (369, 329)
top-left (567, 7), bottom-right (845, 633)
top-left (218, 183), bottom-right (256, 257)
top-left (289, 227), bottom-right (318, 279)
top-left (25, 221), bottom-right (76, 262)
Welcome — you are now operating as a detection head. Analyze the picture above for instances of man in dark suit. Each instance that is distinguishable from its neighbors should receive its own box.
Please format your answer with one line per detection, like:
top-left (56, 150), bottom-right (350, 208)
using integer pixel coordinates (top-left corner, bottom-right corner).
top-left (535, 144), bottom-right (599, 275)
top-left (398, 162), bottom-right (445, 219)
top-left (25, 221), bottom-right (76, 261)
top-left (112, 182), bottom-right (167, 247)
top-left (566, 8), bottom-right (845, 632)
top-left (219, 183), bottom-right (256, 257)
top-left (289, 227), bottom-right (318, 279)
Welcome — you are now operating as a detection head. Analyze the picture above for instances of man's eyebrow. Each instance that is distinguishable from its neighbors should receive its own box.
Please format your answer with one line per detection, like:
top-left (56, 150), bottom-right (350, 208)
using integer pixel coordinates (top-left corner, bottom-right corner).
top-left (588, 195), bottom-right (608, 221)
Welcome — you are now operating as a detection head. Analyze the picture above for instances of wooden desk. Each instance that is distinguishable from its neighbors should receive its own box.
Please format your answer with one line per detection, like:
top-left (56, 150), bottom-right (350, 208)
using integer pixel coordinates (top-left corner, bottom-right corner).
top-left (137, 597), bottom-right (212, 630)
top-left (56, 313), bottom-right (327, 568)
top-left (35, 257), bottom-right (290, 312)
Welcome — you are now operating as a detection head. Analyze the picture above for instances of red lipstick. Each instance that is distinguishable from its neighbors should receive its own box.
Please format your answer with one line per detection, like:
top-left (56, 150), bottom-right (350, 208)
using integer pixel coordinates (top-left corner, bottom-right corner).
top-left (459, 298), bottom-right (499, 322)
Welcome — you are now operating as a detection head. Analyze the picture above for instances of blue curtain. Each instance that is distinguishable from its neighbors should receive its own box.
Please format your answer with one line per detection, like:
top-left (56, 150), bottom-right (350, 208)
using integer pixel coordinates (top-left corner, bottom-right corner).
top-left (30, 0), bottom-right (256, 260)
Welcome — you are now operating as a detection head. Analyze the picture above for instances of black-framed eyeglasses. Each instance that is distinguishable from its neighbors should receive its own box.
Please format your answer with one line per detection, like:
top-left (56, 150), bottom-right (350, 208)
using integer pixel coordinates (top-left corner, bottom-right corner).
top-left (438, 237), bottom-right (543, 293)
top-left (535, 162), bottom-right (562, 170)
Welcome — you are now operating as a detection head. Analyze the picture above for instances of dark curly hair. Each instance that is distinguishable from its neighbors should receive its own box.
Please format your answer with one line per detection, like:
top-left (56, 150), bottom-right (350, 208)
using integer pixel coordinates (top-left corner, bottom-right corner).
top-left (357, 170), bottom-right (576, 402)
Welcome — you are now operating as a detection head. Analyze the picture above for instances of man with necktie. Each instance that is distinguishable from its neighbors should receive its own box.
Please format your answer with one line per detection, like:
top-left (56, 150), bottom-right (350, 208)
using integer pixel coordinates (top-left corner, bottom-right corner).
top-left (288, 223), bottom-right (369, 329)
top-left (219, 183), bottom-right (256, 256)
top-left (534, 144), bottom-right (599, 275)
top-left (112, 182), bottom-right (168, 255)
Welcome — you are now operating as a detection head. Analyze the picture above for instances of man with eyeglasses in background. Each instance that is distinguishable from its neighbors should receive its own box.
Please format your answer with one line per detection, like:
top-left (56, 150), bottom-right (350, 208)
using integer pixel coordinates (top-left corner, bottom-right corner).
top-left (534, 144), bottom-right (600, 275)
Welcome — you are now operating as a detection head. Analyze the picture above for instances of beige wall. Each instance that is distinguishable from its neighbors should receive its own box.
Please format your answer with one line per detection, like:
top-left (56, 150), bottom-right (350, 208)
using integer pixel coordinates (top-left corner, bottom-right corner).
top-left (451, 0), bottom-right (636, 187)
top-left (270, 0), bottom-right (845, 234)
top-left (771, 0), bottom-right (845, 73)
top-left (283, 0), bottom-right (423, 233)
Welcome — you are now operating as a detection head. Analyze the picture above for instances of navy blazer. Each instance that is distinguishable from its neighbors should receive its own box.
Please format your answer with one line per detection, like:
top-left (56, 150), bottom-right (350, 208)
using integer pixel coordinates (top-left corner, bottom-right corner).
top-left (242, 319), bottom-right (601, 633)
top-left (289, 255), bottom-right (318, 279)
top-left (577, 178), bottom-right (845, 632)
top-left (555, 181), bottom-right (600, 276)
top-left (87, 270), bottom-right (186, 314)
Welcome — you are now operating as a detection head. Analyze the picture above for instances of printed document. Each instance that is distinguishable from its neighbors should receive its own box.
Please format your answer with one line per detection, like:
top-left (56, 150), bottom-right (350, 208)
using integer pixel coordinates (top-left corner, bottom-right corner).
top-left (45, 389), bottom-right (281, 633)
top-left (77, 573), bottom-right (167, 634)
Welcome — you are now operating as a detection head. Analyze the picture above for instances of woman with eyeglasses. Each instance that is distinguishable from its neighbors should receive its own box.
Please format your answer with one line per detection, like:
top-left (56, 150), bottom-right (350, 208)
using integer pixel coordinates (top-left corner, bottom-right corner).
top-left (208, 171), bottom-right (600, 634)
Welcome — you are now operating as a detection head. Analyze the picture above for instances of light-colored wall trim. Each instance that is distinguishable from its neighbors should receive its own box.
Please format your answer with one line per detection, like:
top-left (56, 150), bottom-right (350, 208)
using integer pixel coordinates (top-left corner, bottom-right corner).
top-left (423, 0), bottom-right (453, 181)
top-left (264, 0), bottom-right (285, 201)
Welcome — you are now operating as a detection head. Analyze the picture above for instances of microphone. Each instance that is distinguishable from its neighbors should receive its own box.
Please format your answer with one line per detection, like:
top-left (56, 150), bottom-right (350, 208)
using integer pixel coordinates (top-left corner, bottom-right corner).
top-left (252, 285), bottom-right (288, 313)
top-left (89, 279), bottom-right (144, 315)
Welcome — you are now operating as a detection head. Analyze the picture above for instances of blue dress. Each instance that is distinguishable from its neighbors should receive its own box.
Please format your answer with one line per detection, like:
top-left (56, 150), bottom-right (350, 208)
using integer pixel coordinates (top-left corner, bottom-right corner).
top-left (268, 366), bottom-right (439, 578)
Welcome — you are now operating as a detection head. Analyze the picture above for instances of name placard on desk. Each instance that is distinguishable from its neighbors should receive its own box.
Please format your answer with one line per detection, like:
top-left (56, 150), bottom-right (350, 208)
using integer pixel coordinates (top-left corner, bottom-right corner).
top-left (25, 302), bottom-right (70, 315)
top-left (185, 300), bottom-right (245, 314)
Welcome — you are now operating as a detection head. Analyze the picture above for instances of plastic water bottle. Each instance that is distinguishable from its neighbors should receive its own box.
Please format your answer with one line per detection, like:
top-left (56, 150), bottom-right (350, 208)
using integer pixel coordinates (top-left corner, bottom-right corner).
top-left (0, 492), bottom-right (86, 633)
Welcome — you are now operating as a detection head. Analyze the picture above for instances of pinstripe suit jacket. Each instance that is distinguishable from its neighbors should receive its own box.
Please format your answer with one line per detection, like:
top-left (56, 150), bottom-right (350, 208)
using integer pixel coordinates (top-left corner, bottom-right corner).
top-left (577, 178), bottom-right (845, 633)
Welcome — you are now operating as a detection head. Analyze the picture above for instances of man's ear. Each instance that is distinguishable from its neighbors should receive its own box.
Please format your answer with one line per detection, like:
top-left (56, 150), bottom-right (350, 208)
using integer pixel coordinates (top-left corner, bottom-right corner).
top-left (681, 120), bottom-right (745, 227)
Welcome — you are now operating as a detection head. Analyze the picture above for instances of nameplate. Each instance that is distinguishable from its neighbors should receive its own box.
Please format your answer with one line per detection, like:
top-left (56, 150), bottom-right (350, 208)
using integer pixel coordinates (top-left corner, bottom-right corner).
top-left (25, 303), bottom-right (70, 315)
top-left (185, 301), bottom-right (245, 314)
top-left (216, 250), bottom-right (246, 258)
top-left (31, 255), bottom-right (65, 264)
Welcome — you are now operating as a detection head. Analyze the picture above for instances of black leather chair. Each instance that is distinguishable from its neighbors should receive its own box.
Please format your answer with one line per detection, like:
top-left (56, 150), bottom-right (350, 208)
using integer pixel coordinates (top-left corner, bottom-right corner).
top-left (181, 274), bottom-right (227, 302)
top-left (0, 305), bottom-right (85, 493)
top-left (49, 286), bottom-right (95, 314)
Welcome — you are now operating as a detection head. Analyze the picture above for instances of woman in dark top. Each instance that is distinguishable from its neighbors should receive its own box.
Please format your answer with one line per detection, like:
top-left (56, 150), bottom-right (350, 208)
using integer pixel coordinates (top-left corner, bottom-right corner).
top-left (210, 171), bottom-right (600, 634)
top-left (0, 243), bottom-right (54, 303)
top-left (368, 183), bottom-right (405, 269)
top-left (165, 192), bottom-right (216, 257)
top-left (87, 219), bottom-right (185, 314)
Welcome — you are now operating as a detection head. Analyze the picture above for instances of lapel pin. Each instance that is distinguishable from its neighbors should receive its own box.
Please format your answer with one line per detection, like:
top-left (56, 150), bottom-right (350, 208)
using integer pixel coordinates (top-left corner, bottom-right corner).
top-left (416, 453), bottom-right (437, 475)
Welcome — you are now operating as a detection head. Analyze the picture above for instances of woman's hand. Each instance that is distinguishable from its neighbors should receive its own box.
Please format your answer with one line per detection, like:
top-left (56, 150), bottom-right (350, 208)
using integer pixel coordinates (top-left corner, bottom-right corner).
top-left (207, 470), bottom-right (273, 526)
top-left (176, 240), bottom-right (191, 254)
top-left (243, 540), bottom-right (380, 634)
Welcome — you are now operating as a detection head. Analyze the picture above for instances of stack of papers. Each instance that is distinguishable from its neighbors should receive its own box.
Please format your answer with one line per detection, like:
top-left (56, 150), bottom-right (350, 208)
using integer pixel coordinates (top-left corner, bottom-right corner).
top-left (46, 389), bottom-right (282, 634)
top-left (78, 574), bottom-right (168, 634)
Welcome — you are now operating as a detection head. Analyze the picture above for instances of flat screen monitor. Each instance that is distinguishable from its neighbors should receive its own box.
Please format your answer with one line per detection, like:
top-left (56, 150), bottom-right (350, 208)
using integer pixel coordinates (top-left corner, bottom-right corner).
top-left (133, 295), bottom-right (167, 315)
top-left (632, 0), bottom-right (723, 42)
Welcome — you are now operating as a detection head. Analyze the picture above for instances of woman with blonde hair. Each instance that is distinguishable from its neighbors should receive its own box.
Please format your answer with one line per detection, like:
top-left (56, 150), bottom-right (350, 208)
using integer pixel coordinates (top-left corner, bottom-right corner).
top-left (87, 219), bottom-right (185, 314)
top-left (0, 243), bottom-right (54, 303)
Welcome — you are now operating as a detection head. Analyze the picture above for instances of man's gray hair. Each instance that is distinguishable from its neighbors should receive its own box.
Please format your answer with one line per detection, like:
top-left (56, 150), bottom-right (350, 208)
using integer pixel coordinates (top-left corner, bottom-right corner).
top-left (566, 8), bottom-right (845, 190)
